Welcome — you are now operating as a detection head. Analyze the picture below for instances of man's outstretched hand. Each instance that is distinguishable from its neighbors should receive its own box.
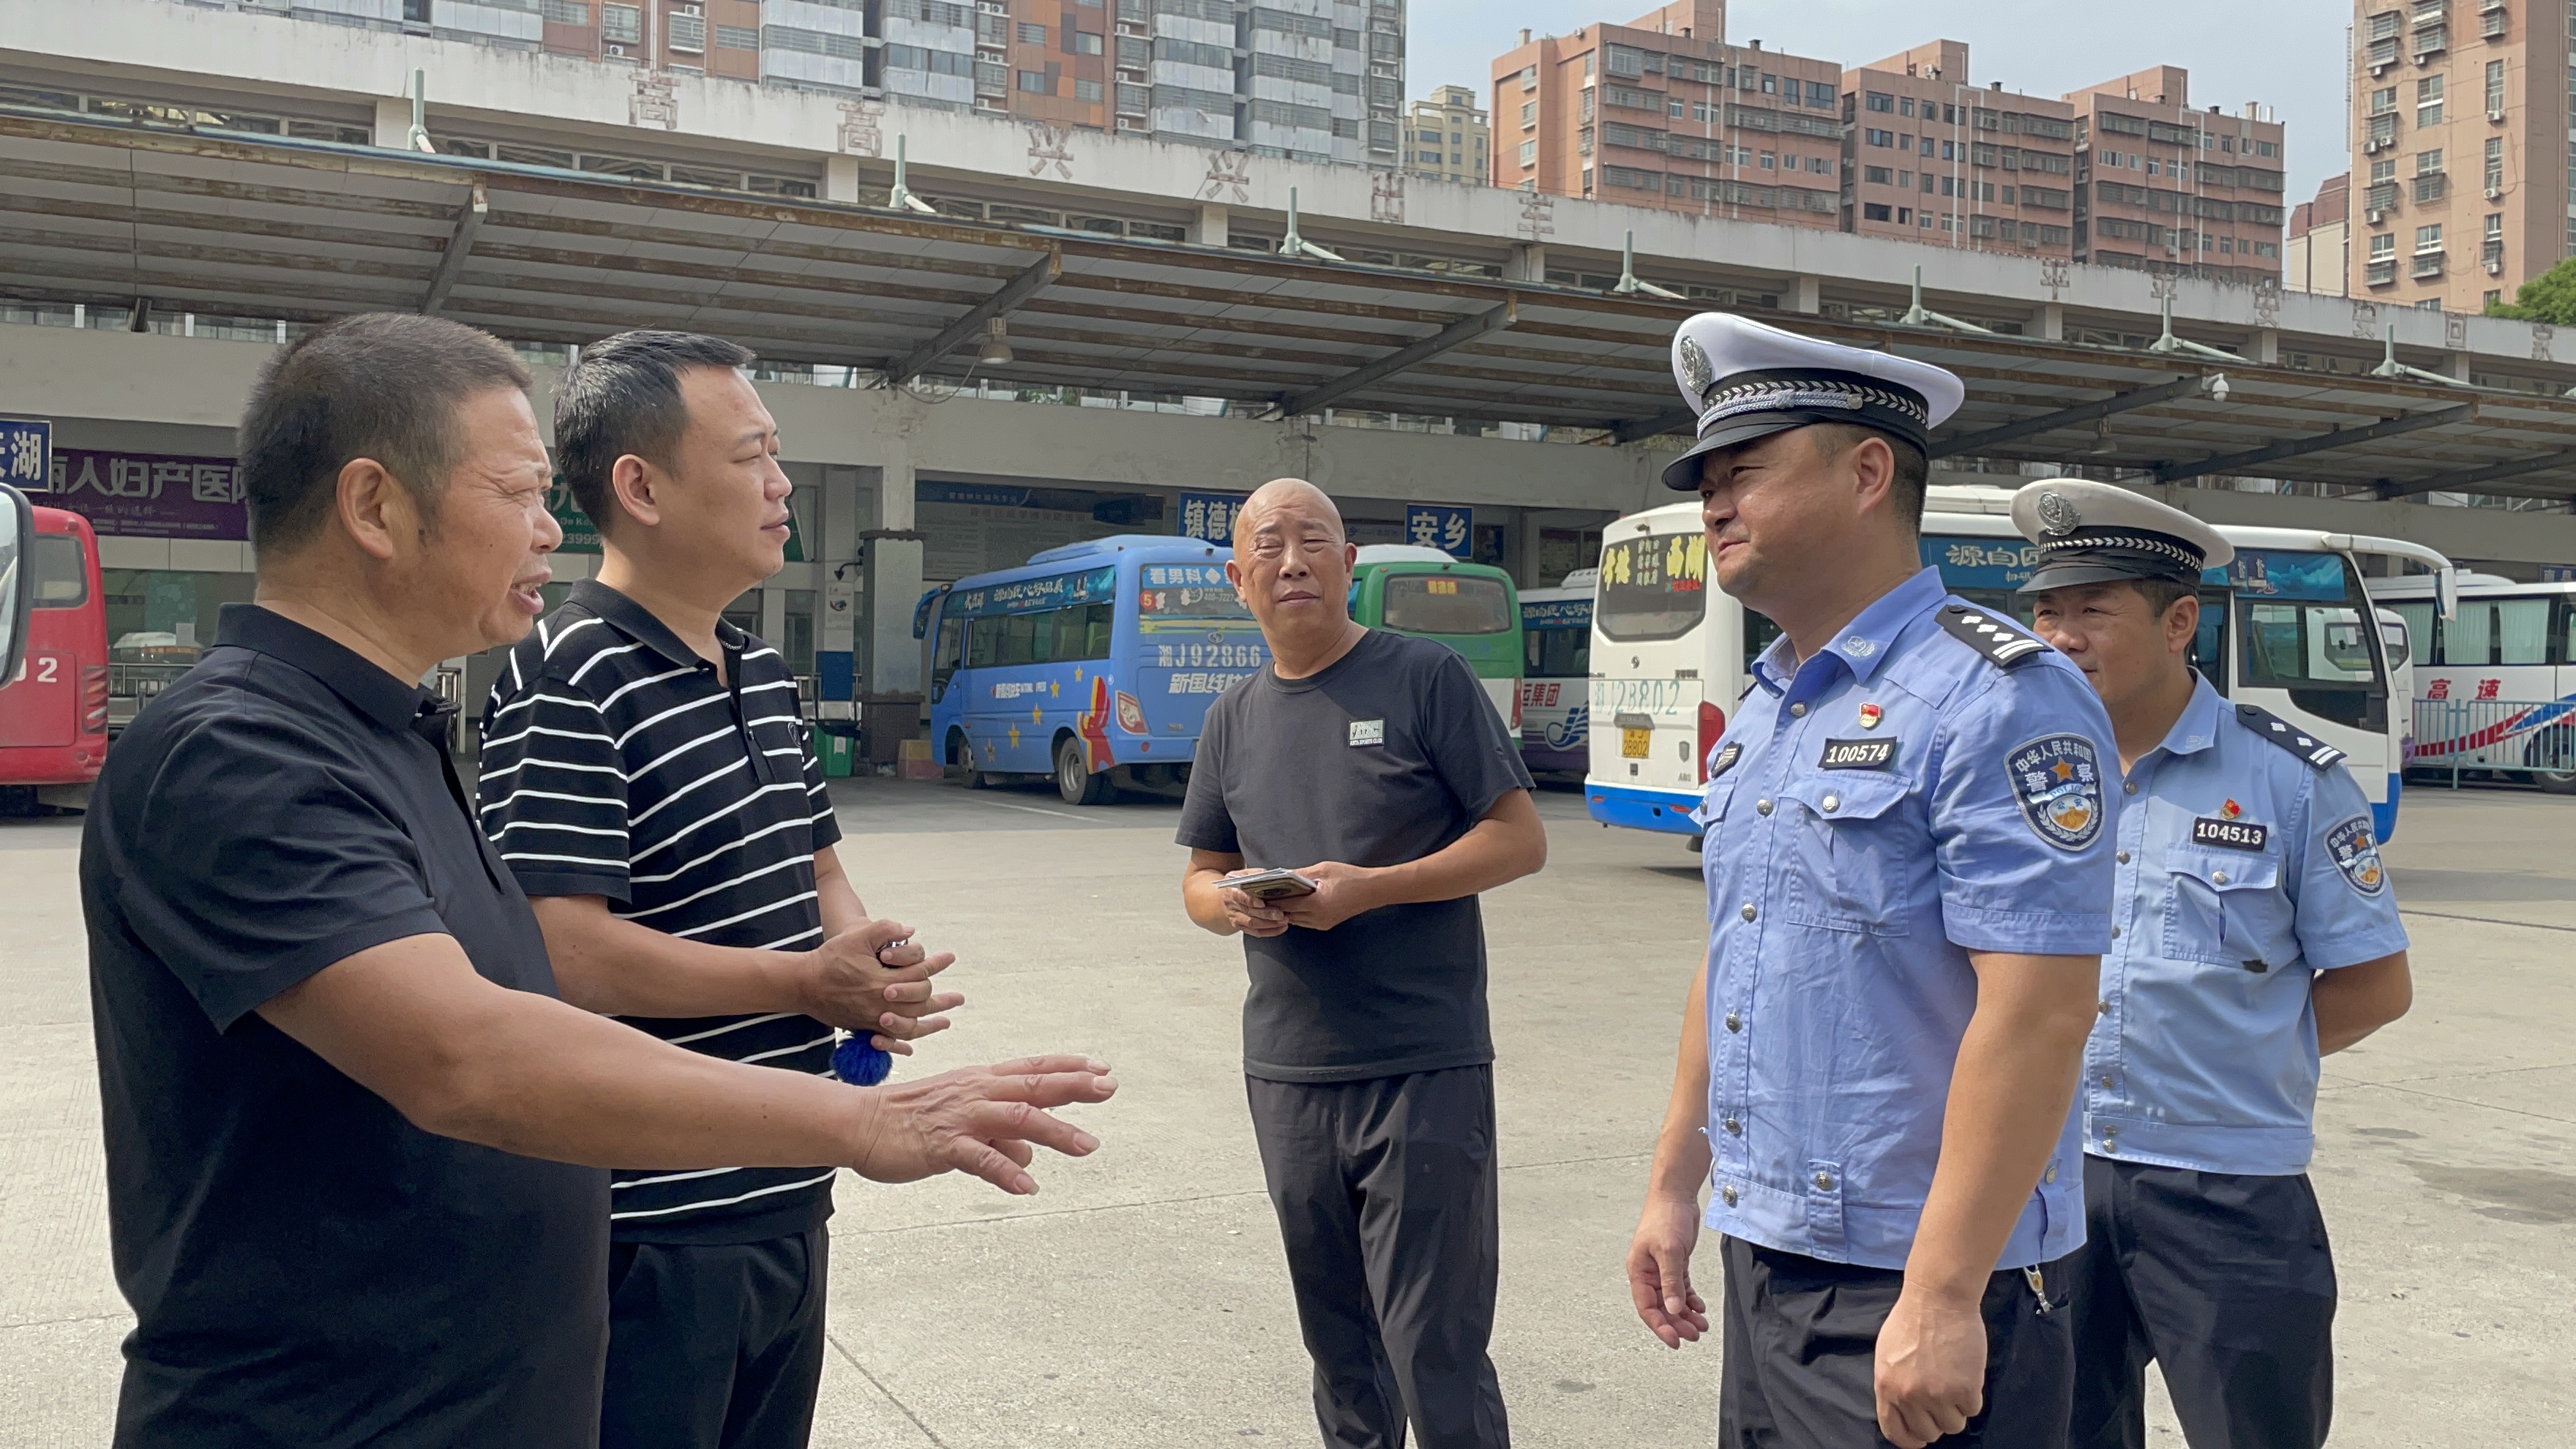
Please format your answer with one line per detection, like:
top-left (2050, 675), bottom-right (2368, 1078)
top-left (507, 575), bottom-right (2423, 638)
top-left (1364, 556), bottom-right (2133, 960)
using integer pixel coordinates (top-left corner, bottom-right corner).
top-left (850, 1055), bottom-right (1117, 1195)
top-left (804, 918), bottom-right (964, 1052)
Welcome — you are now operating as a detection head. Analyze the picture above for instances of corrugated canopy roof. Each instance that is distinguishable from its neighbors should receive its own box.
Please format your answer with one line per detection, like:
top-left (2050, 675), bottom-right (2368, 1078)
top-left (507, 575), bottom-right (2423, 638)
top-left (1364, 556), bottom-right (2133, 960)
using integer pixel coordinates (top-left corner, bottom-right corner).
top-left (2, 106), bottom-right (2571, 506)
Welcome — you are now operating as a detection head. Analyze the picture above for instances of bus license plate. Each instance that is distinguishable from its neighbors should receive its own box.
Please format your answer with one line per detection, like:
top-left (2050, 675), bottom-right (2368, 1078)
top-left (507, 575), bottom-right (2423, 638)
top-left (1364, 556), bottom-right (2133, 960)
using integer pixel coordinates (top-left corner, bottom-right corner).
top-left (1621, 727), bottom-right (1652, 758)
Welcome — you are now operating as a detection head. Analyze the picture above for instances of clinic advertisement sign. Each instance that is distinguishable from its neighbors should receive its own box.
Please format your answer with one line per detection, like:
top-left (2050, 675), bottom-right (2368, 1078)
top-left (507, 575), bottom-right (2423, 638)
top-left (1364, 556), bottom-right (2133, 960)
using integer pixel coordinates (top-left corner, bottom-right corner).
top-left (35, 446), bottom-right (249, 540)
top-left (1407, 503), bottom-right (1472, 558)
top-left (0, 418), bottom-right (48, 492)
top-left (1179, 490), bottom-right (1247, 542)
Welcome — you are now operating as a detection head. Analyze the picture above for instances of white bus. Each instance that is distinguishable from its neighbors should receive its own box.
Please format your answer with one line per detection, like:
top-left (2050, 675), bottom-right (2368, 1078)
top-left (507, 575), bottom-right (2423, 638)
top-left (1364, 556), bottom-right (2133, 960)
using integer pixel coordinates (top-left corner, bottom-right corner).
top-left (2367, 574), bottom-right (2576, 793)
top-left (1585, 484), bottom-right (2452, 844)
top-left (1518, 568), bottom-right (1594, 774)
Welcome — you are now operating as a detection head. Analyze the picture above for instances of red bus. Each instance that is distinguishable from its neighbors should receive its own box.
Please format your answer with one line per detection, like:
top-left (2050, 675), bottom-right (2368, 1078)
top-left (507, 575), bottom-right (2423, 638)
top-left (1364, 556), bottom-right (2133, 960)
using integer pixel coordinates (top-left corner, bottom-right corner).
top-left (0, 503), bottom-right (110, 799)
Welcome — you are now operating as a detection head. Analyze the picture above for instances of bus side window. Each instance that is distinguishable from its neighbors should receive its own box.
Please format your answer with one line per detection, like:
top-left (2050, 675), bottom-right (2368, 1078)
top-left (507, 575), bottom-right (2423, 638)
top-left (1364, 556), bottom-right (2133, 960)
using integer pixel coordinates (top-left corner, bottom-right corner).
top-left (1525, 632), bottom-right (1543, 673)
top-left (967, 615), bottom-right (1003, 668)
top-left (1081, 602), bottom-right (1114, 661)
top-left (999, 613), bottom-right (1041, 665)
top-left (932, 617), bottom-right (966, 698)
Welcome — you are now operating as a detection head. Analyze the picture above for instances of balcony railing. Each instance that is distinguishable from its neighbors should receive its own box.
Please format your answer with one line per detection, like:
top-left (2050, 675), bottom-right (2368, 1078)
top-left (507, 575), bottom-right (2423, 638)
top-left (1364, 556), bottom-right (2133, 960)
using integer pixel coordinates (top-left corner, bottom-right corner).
top-left (2414, 23), bottom-right (2448, 54)
top-left (2414, 173), bottom-right (2448, 203)
top-left (2413, 250), bottom-right (2446, 278)
top-left (2365, 181), bottom-right (2403, 212)
top-left (2367, 258), bottom-right (2399, 285)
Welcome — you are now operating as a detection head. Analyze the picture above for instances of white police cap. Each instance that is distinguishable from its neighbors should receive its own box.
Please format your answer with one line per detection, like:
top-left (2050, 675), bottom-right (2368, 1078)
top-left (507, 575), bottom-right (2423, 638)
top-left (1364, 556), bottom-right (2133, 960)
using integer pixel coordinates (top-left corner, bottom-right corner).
top-left (1660, 313), bottom-right (1966, 490)
top-left (2008, 479), bottom-right (2234, 594)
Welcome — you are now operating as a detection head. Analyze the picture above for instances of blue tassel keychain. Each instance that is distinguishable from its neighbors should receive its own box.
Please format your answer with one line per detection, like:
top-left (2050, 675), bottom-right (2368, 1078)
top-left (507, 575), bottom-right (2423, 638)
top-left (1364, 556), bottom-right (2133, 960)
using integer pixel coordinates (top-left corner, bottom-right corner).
top-left (831, 1032), bottom-right (892, 1086)
top-left (829, 933), bottom-right (907, 1086)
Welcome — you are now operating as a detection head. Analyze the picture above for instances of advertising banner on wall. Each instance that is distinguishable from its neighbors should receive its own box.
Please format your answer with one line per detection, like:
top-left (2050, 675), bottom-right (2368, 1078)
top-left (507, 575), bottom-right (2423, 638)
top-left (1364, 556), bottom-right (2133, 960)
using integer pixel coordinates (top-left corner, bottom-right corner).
top-left (33, 447), bottom-right (250, 540)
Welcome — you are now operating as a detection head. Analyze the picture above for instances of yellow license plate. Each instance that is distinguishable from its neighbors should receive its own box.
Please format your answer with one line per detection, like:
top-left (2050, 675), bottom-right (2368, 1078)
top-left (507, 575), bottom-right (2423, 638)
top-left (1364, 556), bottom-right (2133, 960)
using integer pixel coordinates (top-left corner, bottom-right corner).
top-left (1621, 727), bottom-right (1653, 758)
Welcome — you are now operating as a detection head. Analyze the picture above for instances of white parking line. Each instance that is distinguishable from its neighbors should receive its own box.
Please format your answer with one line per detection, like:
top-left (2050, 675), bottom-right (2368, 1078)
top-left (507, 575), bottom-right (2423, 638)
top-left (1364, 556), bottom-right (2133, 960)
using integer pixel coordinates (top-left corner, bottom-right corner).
top-left (976, 799), bottom-right (1101, 823)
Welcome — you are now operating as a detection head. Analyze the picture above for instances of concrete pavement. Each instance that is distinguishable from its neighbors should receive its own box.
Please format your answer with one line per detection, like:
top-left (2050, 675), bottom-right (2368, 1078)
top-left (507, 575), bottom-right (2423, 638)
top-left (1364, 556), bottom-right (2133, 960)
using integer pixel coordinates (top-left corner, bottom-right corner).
top-left (1, 778), bottom-right (2569, 1445)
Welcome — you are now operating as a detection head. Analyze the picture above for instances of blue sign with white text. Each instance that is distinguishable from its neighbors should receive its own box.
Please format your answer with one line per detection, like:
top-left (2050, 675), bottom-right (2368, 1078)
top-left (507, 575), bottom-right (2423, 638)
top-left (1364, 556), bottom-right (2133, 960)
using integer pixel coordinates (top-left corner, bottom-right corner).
top-left (0, 418), bottom-right (49, 490)
top-left (1407, 503), bottom-right (1472, 558)
top-left (1180, 490), bottom-right (1248, 542)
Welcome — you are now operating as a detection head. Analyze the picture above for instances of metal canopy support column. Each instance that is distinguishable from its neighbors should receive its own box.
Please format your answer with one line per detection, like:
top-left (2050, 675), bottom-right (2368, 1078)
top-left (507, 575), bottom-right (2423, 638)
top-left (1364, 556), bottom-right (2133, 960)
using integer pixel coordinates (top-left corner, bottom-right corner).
top-left (1930, 373), bottom-right (2223, 460)
top-left (420, 181), bottom-right (487, 315)
top-left (2376, 446), bottom-right (2576, 499)
top-left (2152, 403), bottom-right (2477, 484)
top-left (1279, 299), bottom-right (1516, 419)
top-left (880, 248), bottom-right (1060, 383)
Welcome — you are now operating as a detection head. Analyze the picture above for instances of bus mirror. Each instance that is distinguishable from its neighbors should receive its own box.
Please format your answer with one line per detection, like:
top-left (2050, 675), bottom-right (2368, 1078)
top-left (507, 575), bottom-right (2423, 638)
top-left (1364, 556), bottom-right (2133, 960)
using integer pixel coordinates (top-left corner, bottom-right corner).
top-left (0, 483), bottom-right (31, 692)
top-left (2434, 565), bottom-right (2459, 622)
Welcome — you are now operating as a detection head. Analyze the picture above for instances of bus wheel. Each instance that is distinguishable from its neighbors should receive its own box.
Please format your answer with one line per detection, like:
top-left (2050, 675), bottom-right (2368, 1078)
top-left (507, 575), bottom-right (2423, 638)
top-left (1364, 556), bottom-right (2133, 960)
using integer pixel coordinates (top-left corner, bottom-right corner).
top-left (948, 730), bottom-right (989, 789)
top-left (1057, 735), bottom-right (1113, 806)
top-left (2531, 735), bottom-right (2576, 795)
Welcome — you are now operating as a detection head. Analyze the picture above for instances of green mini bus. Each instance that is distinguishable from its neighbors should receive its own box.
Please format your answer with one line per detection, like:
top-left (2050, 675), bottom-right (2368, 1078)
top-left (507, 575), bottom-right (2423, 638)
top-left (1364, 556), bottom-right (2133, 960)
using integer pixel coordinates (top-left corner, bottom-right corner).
top-left (1348, 544), bottom-right (1524, 738)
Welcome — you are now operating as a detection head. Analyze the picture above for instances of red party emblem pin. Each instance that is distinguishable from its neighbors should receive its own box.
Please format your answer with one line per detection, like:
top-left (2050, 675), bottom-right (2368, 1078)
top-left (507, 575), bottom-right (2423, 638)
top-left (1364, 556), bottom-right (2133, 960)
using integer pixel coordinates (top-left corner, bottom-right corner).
top-left (2222, 798), bottom-right (2242, 819)
top-left (1857, 703), bottom-right (1883, 730)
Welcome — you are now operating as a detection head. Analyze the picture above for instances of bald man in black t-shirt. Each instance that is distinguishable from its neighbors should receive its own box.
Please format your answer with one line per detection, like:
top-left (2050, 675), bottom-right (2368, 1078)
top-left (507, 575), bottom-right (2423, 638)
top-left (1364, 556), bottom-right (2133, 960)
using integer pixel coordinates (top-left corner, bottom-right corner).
top-left (1180, 478), bottom-right (1546, 1449)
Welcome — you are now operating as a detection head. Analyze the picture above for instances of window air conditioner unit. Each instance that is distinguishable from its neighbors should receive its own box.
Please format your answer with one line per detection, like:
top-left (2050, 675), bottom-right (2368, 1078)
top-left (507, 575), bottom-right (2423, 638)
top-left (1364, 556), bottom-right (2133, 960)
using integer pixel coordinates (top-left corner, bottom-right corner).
top-left (2362, 139), bottom-right (2381, 153)
top-left (2489, 108), bottom-right (2506, 120)
top-left (2487, 260), bottom-right (2504, 274)
top-left (2367, 208), bottom-right (2386, 222)
top-left (2370, 62), bottom-right (2391, 75)
top-left (2486, 184), bottom-right (2504, 198)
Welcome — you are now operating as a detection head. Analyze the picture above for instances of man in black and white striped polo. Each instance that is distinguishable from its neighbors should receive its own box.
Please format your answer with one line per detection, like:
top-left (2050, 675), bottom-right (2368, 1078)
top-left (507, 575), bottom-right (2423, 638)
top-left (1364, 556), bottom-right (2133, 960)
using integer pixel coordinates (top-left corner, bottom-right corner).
top-left (479, 331), bottom-right (956, 1449)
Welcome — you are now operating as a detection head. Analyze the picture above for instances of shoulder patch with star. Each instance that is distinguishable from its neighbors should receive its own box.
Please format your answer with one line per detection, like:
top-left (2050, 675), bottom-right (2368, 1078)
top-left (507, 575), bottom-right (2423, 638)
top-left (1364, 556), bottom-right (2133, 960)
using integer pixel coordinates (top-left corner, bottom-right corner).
top-left (1936, 604), bottom-right (2051, 669)
top-left (2232, 703), bottom-right (2348, 770)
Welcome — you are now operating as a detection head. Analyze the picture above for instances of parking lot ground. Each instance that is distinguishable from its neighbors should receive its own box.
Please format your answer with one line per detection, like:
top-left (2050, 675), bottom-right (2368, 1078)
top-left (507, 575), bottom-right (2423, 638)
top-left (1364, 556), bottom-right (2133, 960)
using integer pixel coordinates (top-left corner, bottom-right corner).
top-left (1, 777), bottom-right (2571, 1445)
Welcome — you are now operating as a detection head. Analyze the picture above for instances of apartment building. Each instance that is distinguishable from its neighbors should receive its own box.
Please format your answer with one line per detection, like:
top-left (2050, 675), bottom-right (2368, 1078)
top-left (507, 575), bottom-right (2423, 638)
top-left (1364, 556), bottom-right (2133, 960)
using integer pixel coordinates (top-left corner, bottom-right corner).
top-left (1841, 40), bottom-right (2077, 260)
top-left (1487, 0), bottom-right (1841, 231)
top-left (173, 0), bottom-right (1397, 163)
top-left (2286, 173), bottom-right (2352, 295)
top-left (2348, 0), bottom-right (2560, 311)
top-left (2064, 67), bottom-right (2287, 287)
top-left (1405, 83), bottom-right (1487, 183)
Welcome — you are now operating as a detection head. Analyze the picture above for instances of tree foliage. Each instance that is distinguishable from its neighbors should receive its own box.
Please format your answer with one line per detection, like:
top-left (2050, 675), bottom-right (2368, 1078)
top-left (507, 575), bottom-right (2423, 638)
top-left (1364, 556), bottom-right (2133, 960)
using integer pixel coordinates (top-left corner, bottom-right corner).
top-left (2485, 255), bottom-right (2576, 324)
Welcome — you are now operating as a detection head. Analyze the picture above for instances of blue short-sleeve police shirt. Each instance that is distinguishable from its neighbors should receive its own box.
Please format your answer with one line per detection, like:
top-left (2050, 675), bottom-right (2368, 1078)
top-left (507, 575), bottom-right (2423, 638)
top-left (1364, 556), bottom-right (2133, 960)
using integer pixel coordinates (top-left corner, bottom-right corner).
top-left (1696, 568), bottom-right (2116, 1271)
top-left (2086, 674), bottom-right (2409, 1175)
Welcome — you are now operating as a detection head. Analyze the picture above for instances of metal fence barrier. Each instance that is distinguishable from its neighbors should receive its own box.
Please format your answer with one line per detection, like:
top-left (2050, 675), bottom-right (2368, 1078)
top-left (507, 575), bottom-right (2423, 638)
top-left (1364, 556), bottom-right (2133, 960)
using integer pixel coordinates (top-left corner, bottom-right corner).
top-left (2411, 698), bottom-right (2576, 791)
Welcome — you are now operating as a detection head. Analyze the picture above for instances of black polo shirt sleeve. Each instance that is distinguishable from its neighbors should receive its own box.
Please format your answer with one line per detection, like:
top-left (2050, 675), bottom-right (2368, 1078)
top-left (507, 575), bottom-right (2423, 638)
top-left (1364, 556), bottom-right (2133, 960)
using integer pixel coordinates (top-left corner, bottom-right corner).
top-left (799, 721), bottom-right (842, 851)
top-left (479, 669), bottom-right (634, 904)
top-left (116, 713), bottom-right (452, 1033)
top-left (1416, 646), bottom-right (1536, 820)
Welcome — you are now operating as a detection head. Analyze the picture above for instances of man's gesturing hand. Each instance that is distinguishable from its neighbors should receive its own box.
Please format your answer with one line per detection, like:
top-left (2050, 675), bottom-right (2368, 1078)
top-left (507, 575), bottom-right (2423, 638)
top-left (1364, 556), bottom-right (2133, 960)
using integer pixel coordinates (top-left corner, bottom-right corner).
top-left (804, 918), bottom-right (964, 1052)
top-left (852, 1055), bottom-right (1117, 1195)
top-left (1873, 1287), bottom-right (1988, 1448)
top-left (1625, 1194), bottom-right (1710, 1349)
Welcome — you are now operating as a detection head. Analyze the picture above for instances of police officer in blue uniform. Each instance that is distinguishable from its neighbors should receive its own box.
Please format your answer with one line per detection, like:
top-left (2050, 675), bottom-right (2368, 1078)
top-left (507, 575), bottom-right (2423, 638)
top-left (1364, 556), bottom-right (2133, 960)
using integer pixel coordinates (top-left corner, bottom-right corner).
top-left (2008, 479), bottom-right (2413, 1449)
top-left (1625, 315), bottom-right (2117, 1449)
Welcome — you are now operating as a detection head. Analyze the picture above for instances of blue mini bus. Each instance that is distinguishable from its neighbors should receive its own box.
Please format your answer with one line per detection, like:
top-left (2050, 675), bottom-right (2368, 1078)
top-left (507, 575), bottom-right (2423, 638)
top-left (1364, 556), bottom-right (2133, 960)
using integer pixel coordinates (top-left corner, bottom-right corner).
top-left (918, 535), bottom-right (1268, 804)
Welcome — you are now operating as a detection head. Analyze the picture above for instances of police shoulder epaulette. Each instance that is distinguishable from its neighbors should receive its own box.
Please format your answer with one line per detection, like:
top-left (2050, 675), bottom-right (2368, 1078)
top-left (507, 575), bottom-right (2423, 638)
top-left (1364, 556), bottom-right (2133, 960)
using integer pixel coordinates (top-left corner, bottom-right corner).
top-left (1934, 604), bottom-right (2051, 669)
top-left (2233, 703), bottom-right (2347, 770)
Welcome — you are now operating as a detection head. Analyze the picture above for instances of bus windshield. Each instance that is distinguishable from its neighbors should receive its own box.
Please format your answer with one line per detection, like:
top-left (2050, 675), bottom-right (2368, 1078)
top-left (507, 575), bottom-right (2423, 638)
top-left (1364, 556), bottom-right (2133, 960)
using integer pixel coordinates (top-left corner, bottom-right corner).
top-left (1382, 574), bottom-right (1513, 634)
top-left (1596, 533), bottom-right (1705, 641)
top-left (2231, 550), bottom-right (2387, 727)
top-left (1137, 562), bottom-right (1251, 619)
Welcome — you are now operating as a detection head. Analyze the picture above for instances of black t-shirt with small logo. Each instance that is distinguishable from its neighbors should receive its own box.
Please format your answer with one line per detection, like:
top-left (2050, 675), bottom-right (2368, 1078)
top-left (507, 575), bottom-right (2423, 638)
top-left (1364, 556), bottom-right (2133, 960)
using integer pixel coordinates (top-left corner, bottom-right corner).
top-left (1177, 629), bottom-right (1534, 1082)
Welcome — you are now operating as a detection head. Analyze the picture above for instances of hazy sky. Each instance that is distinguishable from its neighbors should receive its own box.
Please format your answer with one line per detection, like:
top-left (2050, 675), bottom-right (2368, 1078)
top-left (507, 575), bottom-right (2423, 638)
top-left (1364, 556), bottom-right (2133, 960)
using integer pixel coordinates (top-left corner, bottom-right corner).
top-left (1406, 0), bottom-right (2352, 206)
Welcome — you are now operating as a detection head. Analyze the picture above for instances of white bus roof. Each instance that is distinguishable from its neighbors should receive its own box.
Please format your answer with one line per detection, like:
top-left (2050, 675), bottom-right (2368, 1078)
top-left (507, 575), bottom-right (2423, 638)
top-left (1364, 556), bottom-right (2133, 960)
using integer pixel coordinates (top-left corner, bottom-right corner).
top-left (2369, 572), bottom-right (2572, 596)
top-left (1353, 544), bottom-right (1462, 566)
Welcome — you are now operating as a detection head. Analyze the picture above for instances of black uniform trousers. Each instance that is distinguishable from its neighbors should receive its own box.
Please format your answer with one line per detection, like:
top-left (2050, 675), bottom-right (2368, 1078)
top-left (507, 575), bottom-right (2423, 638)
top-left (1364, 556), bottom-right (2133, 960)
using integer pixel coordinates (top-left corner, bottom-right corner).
top-left (2065, 1156), bottom-right (2336, 1449)
top-left (600, 1228), bottom-right (831, 1449)
top-left (1719, 1235), bottom-right (2076, 1449)
top-left (1245, 1065), bottom-right (1510, 1449)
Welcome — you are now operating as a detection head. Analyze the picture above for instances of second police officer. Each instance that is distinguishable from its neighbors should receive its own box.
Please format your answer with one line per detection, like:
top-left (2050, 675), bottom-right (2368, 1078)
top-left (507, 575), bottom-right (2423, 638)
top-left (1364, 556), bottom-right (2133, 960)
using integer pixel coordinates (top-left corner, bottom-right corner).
top-left (2007, 479), bottom-right (2413, 1449)
top-left (1625, 315), bottom-right (2117, 1449)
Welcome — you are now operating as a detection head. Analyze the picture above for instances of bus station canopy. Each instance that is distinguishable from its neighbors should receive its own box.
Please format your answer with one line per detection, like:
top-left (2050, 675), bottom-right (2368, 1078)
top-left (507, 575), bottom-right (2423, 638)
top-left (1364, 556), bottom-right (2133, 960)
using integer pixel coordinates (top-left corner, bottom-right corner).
top-left (4, 105), bottom-right (2575, 506)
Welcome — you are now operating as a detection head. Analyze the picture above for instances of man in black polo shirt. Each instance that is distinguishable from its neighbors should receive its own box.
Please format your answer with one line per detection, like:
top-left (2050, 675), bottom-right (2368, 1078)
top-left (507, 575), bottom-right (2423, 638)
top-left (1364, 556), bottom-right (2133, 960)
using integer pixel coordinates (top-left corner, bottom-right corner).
top-left (479, 330), bottom-right (962, 1449)
top-left (1179, 478), bottom-right (1548, 1449)
top-left (83, 313), bottom-right (1115, 1448)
